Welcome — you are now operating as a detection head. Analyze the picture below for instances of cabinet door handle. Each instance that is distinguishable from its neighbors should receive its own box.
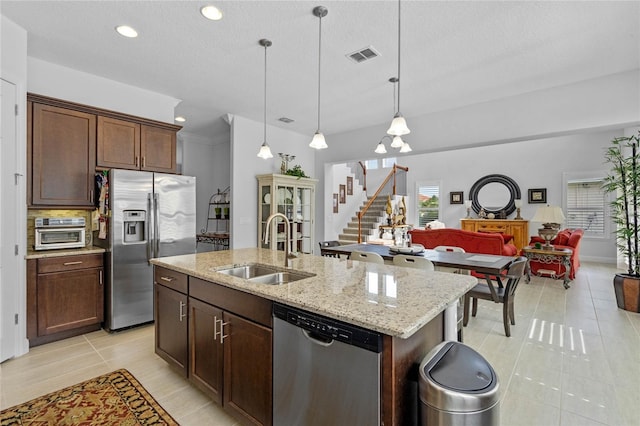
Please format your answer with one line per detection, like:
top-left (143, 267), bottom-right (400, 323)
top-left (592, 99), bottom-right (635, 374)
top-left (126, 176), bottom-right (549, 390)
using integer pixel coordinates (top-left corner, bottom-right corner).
top-left (160, 276), bottom-right (174, 282)
top-left (63, 261), bottom-right (83, 266)
top-left (135, 156), bottom-right (139, 167)
top-left (218, 318), bottom-right (230, 343)
top-left (179, 301), bottom-right (186, 322)
top-left (213, 315), bottom-right (219, 341)
top-left (99, 270), bottom-right (103, 285)
top-left (142, 157), bottom-right (146, 168)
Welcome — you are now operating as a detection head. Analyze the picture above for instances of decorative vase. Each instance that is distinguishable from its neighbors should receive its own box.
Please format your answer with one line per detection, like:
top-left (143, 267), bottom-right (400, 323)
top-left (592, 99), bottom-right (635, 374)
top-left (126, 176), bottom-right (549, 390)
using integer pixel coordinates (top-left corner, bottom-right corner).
top-left (613, 274), bottom-right (640, 312)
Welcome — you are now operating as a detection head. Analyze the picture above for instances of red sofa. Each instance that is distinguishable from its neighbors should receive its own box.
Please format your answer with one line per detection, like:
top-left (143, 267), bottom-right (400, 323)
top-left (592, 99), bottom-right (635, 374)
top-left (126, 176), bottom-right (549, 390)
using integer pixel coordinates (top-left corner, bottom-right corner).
top-left (525, 228), bottom-right (583, 280)
top-left (409, 228), bottom-right (518, 257)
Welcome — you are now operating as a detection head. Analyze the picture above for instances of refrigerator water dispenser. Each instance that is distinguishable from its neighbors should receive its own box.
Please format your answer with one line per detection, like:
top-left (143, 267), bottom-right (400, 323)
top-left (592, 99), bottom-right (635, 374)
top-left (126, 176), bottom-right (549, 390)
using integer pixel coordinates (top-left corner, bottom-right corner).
top-left (123, 210), bottom-right (146, 243)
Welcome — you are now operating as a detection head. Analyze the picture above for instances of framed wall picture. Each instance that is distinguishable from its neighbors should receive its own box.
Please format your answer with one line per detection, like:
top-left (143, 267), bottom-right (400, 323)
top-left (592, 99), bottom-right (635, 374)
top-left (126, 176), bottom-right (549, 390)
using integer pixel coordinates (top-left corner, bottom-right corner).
top-left (347, 176), bottom-right (353, 195)
top-left (333, 193), bottom-right (339, 213)
top-left (528, 188), bottom-right (547, 204)
top-left (339, 185), bottom-right (346, 204)
top-left (450, 191), bottom-right (463, 205)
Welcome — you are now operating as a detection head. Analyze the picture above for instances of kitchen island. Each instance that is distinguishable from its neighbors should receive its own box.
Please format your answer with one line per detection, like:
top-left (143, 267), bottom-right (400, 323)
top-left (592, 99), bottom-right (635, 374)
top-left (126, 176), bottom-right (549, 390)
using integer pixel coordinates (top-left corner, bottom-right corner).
top-left (151, 248), bottom-right (477, 426)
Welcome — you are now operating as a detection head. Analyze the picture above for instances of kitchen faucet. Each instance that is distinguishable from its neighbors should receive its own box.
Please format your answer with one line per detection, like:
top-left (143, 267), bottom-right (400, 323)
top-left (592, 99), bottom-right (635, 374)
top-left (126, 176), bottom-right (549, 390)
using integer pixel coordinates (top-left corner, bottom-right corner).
top-left (263, 213), bottom-right (298, 268)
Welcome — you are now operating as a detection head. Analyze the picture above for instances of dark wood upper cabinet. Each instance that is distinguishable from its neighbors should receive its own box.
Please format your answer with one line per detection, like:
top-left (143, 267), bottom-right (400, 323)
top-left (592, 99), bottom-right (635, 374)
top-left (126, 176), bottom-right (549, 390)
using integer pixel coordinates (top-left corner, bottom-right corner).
top-left (31, 103), bottom-right (96, 207)
top-left (97, 116), bottom-right (141, 170)
top-left (141, 125), bottom-right (177, 173)
top-left (28, 94), bottom-right (182, 208)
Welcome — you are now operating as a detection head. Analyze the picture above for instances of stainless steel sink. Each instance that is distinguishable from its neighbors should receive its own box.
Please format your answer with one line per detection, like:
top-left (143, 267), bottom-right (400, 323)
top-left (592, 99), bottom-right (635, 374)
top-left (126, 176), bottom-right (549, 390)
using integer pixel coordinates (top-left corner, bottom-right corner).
top-left (216, 263), bottom-right (280, 279)
top-left (248, 271), bottom-right (315, 285)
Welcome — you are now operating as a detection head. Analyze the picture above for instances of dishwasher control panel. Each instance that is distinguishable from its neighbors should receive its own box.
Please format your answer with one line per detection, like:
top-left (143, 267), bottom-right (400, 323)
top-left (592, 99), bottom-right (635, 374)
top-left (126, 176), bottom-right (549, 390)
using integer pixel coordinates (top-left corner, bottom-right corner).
top-left (273, 303), bottom-right (382, 353)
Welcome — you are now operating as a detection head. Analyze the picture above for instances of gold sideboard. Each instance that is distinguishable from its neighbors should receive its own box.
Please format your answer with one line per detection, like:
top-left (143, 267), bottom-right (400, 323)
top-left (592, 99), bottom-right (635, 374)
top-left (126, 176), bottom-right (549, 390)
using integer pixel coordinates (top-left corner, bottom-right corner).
top-left (460, 219), bottom-right (529, 252)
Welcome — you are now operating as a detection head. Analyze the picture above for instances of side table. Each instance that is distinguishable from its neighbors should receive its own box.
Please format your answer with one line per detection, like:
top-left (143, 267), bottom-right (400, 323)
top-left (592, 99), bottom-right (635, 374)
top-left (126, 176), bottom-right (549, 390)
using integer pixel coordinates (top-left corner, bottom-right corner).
top-left (522, 246), bottom-right (573, 289)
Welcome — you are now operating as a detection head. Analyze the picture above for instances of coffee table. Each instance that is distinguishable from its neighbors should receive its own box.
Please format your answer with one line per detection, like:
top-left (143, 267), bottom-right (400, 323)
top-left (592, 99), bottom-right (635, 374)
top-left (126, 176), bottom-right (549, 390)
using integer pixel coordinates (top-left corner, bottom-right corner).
top-left (522, 246), bottom-right (573, 289)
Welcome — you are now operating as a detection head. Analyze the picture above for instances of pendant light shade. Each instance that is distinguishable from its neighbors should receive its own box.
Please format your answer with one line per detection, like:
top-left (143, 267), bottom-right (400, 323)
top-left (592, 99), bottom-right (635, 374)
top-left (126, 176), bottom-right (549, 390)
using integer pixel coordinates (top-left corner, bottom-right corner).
top-left (399, 141), bottom-right (412, 153)
top-left (310, 6), bottom-right (328, 150)
top-left (387, 0), bottom-right (410, 137)
top-left (387, 114), bottom-right (410, 136)
top-left (257, 38), bottom-right (274, 159)
top-left (310, 132), bottom-right (328, 149)
top-left (390, 135), bottom-right (404, 148)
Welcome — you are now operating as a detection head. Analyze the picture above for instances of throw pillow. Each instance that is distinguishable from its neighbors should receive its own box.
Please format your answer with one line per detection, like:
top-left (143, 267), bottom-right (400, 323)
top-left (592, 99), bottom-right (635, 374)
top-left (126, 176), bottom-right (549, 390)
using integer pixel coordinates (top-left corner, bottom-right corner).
top-left (553, 230), bottom-right (571, 246)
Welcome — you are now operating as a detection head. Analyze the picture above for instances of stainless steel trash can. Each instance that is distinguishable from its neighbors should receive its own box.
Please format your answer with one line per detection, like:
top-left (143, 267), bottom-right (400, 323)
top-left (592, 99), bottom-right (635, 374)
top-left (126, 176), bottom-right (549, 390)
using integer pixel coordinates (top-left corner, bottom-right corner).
top-left (419, 341), bottom-right (499, 426)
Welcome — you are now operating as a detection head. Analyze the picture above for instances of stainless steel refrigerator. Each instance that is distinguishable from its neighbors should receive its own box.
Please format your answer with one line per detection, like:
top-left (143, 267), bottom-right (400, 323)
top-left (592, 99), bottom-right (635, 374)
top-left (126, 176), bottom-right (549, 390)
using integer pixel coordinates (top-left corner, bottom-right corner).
top-left (98, 169), bottom-right (196, 331)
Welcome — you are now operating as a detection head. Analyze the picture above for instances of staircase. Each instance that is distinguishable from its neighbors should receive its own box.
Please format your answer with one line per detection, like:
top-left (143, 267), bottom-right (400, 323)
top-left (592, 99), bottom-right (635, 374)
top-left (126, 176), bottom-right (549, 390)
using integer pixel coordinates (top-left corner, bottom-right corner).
top-left (338, 195), bottom-right (388, 245)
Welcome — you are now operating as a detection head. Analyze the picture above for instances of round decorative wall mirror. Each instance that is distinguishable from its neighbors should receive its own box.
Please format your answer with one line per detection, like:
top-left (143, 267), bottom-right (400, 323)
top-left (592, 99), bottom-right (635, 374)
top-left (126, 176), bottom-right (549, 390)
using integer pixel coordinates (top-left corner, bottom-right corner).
top-left (469, 174), bottom-right (521, 216)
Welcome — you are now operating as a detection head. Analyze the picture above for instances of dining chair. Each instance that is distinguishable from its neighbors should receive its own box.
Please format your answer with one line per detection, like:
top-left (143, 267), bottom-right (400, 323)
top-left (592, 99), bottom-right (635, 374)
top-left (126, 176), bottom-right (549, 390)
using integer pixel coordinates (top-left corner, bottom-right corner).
top-left (433, 245), bottom-right (468, 274)
top-left (392, 255), bottom-right (434, 271)
top-left (350, 250), bottom-right (385, 264)
top-left (318, 240), bottom-right (341, 257)
top-left (463, 256), bottom-right (527, 337)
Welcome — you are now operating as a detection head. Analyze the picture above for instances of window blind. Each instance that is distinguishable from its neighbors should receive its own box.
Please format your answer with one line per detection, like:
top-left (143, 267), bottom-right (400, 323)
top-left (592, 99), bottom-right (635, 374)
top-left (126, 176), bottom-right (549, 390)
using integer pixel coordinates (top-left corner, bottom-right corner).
top-left (566, 180), bottom-right (605, 235)
top-left (417, 184), bottom-right (440, 227)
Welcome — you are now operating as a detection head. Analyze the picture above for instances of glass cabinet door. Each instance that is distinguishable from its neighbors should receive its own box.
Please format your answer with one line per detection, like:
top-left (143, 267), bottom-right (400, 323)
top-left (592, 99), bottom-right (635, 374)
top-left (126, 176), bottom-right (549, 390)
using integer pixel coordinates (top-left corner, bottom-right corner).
top-left (296, 187), bottom-right (313, 253)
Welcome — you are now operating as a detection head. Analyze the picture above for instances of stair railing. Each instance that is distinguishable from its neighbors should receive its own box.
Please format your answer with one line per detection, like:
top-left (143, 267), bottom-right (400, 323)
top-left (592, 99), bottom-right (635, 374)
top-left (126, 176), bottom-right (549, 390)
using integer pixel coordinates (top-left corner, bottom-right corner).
top-left (357, 161), bottom-right (367, 193)
top-left (356, 164), bottom-right (408, 243)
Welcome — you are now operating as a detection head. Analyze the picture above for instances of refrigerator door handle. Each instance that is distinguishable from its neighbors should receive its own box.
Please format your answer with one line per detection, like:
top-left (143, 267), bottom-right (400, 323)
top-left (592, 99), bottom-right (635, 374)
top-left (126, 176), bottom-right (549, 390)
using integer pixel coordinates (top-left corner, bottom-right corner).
top-left (146, 193), bottom-right (153, 263)
top-left (154, 192), bottom-right (160, 257)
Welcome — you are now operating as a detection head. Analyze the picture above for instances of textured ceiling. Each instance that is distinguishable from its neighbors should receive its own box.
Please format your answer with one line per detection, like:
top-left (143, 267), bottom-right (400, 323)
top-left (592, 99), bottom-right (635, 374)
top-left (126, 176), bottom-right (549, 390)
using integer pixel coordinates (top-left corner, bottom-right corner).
top-left (2, 1), bottom-right (639, 143)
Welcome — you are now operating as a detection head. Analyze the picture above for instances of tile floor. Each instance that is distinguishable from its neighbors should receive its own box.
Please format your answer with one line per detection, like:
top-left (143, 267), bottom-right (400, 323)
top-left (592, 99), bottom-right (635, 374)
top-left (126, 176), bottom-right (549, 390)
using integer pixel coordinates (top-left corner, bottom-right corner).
top-left (1, 261), bottom-right (638, 425)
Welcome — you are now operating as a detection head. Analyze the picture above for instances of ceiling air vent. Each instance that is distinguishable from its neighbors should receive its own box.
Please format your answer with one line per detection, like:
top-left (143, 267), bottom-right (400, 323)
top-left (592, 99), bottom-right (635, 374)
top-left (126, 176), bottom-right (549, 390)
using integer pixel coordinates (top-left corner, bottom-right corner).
top-left (346, 46), bottom-right (380, 64)
top-left (278, 117), bottom-right (294, 124)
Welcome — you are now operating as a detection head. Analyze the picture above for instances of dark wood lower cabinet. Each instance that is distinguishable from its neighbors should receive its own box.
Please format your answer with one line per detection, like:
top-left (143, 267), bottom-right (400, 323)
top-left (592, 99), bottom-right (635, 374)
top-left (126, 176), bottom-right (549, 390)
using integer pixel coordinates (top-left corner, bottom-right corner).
top-left (189, 297), bottom-right (272, 426)
top-left (154, 283), bottom-right (188, 377)
top-left (27, 253), bottom-right (104, 347)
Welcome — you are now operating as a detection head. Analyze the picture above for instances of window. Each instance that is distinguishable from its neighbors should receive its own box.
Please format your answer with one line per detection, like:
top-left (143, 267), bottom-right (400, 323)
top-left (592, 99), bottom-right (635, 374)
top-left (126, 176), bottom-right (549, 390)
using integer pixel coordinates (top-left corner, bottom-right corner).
top-left (364, 157), bottom-right (397, 170)
top-left (417, 183), bottom-right (440, 227)
top-left (381, 157), bottom-right (397, 168)
top-left (566, 178), bottom-right (606, 236)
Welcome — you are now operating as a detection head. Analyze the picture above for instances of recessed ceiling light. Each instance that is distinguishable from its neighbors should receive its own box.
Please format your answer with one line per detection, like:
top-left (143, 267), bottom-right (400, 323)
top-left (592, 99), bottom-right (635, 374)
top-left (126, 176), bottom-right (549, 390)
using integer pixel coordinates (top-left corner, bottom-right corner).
top-left (115, 25), bottom-right (138, 38)
top-left (201, 5), bottom-right (223, 21)
top-left (175, 116), bottom-right (186, 123)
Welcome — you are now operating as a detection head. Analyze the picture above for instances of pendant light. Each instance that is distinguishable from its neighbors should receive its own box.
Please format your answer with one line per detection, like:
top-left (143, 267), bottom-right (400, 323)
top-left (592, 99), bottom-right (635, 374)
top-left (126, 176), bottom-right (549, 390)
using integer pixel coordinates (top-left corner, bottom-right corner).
top-left (387, 0), bottom-right (410, 136)
top-left (257, 39), bottom-right (274, 159)
top-left (388, 77), bottom-right (405, 148)
top-left (309, 6), bottom-right (328, 150)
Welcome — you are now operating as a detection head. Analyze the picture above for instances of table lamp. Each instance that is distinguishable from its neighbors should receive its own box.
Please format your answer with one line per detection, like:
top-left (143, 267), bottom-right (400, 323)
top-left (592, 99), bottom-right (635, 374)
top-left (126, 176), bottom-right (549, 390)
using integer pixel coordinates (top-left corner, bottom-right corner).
top-left (514, 199), bottom-right (523, 220)
top-left (531, 205), bottom-right (565, 249)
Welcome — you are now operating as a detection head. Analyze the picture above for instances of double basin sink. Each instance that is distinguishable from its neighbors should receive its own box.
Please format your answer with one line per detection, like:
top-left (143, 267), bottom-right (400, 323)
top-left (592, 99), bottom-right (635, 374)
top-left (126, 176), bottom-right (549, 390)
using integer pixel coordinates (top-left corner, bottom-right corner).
top-left (215, 263), bottom-right (315, 285)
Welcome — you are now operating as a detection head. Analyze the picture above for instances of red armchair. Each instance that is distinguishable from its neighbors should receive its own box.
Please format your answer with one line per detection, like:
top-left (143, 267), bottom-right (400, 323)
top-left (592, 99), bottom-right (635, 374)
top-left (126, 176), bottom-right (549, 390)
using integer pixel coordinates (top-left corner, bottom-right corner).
top-left (524, 229), bottom-right (583, 280)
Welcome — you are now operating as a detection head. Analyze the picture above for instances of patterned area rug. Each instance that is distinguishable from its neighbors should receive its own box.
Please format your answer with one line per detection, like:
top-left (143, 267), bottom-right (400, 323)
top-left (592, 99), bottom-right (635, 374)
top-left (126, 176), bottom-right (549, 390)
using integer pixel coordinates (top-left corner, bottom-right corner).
top-left (1, 369), bottom-right (178, 425)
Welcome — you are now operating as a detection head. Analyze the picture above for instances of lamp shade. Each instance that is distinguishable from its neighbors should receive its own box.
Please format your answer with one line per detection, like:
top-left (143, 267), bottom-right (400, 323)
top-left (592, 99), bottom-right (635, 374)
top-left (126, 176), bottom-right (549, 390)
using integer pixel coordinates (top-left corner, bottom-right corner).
top-left (375, 141), bottom-right (387, 154)
top-left (390, 135), bottom-right (404, 148)
top-left (257, 142), bottom-right (273, 159)
top-left (309, 132), bottom-right (328, 149)
top-left (531, 206), bottom-right (565, 225)
top-left (399, 141), bottom-right (412, 153)
top-left (387, 113), bottom-right (410, 136)
top-left (514, 199), bottom-right (523, 208)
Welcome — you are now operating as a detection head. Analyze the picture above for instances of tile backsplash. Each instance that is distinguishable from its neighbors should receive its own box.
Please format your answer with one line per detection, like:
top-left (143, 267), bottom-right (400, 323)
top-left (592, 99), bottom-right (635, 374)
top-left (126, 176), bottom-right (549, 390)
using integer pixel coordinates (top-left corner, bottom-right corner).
top-left (27, 209), bottom-right (94, 250)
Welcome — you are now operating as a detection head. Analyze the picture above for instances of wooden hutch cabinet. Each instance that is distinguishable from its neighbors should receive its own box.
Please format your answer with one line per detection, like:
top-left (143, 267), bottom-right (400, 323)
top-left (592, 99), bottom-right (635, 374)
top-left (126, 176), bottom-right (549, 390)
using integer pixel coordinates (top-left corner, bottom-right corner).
top-left (257, 174), bottom-right (317, 254)
top-left (460, 219), bottom-right (529, 252)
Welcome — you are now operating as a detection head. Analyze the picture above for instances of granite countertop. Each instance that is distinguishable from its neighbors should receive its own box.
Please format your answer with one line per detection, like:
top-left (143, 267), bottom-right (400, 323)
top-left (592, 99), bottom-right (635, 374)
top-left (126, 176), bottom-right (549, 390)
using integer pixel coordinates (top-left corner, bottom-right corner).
top-left (25, 246), bottom-right (106, 260)
top-left (150, 248), bottom-right (477, 339)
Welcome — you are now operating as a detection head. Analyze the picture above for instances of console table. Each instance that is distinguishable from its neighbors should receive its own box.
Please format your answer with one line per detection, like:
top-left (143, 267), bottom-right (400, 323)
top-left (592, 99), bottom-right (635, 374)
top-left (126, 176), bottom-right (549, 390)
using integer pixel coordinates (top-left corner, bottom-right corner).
top-left (460, 219), bottom-right (529, 252)
top-left (522, 246), bottom-right (573, 289)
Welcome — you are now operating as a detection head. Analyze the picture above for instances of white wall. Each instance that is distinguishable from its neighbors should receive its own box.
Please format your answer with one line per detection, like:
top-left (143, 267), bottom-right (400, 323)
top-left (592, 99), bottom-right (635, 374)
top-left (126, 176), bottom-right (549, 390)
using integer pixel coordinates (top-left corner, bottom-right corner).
top-left (230, 115), bottom-right (315, 249)
top-left (1, 15), bottom-right (29, 357)
top-left (27, 58), bottom-right (180, 123)
top-left (325, 163), bottom-right (366, 240)
top-left (180, 130), bottom-right (230, 252)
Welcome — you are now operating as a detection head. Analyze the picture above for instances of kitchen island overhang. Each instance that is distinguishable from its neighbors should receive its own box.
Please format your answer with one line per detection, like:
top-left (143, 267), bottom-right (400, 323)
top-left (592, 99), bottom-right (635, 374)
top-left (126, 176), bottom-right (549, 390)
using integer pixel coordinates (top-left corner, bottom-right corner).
top-left (150, 248), bottom-right (478, 426)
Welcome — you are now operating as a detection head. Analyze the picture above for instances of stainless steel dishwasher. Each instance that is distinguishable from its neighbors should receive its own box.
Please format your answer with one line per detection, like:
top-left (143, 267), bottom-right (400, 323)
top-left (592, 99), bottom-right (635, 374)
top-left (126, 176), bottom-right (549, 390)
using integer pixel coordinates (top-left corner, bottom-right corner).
top-left (273, 303), bottom-right (383, 425)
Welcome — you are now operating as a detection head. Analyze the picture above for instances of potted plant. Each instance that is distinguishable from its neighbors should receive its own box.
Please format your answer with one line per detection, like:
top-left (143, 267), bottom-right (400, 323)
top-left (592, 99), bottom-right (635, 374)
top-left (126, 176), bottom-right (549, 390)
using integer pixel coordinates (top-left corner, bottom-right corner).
top-left (603, 132), bottom-right (640, 312)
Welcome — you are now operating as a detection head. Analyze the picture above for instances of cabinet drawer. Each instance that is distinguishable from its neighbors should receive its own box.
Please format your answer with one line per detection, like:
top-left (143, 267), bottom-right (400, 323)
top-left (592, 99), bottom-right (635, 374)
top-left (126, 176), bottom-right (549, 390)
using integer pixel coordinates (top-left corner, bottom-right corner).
top-left (476, 223), bottom-right (509, 233)
top-left (190, 277), bottom-right (272, 328)
top-left (38, 253), bottom-right (103, 273)
top-left (154, 266), bottom-right (188, 294)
